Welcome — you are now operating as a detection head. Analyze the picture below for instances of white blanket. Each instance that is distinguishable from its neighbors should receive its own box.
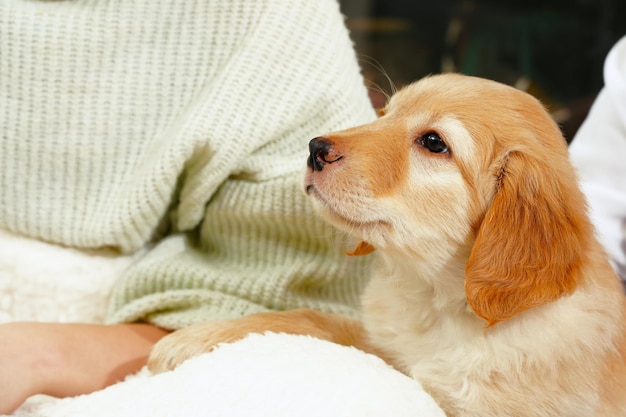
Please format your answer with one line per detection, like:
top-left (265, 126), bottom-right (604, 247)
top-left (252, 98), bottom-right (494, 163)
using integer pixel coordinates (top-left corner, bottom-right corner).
top-left (1, 231), bottom-right (444, 417)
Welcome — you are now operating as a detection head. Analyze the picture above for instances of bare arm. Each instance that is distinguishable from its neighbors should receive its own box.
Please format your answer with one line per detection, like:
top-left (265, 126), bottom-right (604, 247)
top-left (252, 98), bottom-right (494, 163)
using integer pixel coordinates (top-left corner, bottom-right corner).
top-left (0, 322), bottom-right (169, 414)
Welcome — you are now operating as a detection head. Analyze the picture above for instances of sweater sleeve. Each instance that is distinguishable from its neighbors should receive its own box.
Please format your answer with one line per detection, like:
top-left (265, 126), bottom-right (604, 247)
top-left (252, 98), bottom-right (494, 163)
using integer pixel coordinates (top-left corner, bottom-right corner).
top-left (569, 35), bottom-right (626, 284)
top-left (104, 0), bottom-right (378, 327)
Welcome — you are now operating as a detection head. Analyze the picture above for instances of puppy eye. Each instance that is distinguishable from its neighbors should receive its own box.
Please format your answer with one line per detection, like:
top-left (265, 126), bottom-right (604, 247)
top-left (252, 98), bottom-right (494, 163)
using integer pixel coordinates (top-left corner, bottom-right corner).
top-left (419, 132), bottom-right (448, 154)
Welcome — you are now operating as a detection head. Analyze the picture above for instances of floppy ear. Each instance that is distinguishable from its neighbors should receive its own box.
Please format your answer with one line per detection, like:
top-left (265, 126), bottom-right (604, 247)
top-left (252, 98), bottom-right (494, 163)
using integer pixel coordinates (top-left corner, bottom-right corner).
top-left (345, 241), bottom-right (376, 256)
top-left (465, 150), bottom-right (590, 326)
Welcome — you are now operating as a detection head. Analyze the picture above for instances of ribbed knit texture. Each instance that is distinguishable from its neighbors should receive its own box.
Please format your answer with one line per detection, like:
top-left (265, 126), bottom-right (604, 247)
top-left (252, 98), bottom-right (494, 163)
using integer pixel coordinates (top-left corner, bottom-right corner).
top-left (0, 0), bottom-right (377, 328)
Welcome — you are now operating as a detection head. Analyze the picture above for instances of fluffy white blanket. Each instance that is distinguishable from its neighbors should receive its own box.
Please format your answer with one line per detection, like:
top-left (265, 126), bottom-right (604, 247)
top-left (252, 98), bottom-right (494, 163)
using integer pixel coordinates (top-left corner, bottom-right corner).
top-left (1, 230), bottom-right (444, 417)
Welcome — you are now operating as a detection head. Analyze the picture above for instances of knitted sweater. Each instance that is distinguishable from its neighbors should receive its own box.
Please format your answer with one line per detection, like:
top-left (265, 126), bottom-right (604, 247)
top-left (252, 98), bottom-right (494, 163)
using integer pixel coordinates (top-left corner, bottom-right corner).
top-left (0, 0), bottom-right (377, 328)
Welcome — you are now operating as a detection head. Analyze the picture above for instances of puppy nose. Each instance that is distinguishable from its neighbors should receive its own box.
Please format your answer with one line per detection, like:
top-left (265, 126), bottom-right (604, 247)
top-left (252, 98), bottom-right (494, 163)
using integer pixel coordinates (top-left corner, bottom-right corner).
top-left (308, 137), bottom-right (341, 172)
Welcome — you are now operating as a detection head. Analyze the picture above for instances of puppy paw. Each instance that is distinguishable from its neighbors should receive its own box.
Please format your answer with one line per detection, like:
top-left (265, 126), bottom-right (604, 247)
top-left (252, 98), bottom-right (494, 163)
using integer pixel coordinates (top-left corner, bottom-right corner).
top-left (147, 320), bottom-right (244, 374)
top-left (147, 309), bottom-right (341, 373)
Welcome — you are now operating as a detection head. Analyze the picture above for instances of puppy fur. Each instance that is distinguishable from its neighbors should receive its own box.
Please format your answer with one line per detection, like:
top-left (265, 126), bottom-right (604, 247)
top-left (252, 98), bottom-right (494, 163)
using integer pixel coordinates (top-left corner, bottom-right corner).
top-left (149, 74), bottom-right (626, 417)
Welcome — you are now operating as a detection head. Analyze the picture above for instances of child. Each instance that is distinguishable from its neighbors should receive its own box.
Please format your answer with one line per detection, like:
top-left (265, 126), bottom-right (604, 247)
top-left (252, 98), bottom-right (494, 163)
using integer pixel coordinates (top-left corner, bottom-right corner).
top-left (0, 0), bottom-right (376, 412)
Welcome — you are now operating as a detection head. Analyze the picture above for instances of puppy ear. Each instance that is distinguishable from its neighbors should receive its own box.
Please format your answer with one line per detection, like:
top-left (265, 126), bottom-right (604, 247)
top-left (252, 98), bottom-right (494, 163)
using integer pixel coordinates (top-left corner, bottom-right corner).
top-left (465, 150), bottom-right (589, 326)
top-left (345, 241), bottom-right (376, 256)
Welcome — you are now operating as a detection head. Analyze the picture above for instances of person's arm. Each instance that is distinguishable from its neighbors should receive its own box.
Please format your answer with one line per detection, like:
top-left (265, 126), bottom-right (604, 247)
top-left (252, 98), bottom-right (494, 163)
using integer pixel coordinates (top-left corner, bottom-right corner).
top-left (569, 35), bottom-right (626, 285)
top-left (0, 322), bottom-right (169, 414)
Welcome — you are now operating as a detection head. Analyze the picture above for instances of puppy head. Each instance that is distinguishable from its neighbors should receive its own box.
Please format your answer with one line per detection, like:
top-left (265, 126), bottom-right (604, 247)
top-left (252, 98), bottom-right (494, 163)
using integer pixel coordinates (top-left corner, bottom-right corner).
top-left (305, 73), bottom-right (593, 325)
top-left (305, 76), bottom-right (481, 264)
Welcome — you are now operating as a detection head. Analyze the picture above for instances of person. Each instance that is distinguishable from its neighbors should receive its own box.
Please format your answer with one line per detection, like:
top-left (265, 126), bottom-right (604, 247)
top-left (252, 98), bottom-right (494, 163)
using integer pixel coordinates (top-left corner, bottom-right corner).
top-left (0, 0), bottom-right (377, 413)
top-left (569, 35), bottom-right (626, 288)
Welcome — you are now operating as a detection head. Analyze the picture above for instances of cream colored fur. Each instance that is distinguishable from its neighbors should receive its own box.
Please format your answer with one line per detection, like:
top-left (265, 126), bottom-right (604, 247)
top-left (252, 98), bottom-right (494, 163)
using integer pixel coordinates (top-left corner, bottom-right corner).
top-left (149, 74), bottom-right (626, 417)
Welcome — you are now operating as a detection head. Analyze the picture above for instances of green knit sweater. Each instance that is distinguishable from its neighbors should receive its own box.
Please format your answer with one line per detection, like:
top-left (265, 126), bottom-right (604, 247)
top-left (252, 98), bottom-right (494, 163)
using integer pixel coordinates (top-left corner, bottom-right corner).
top-left (0, 0), bottom-right (377, 329)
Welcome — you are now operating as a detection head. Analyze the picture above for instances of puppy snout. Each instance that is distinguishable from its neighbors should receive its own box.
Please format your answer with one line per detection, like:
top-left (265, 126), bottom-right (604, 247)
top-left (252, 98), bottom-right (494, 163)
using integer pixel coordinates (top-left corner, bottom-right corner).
top-left (307, 137), bottom-right (342, 172)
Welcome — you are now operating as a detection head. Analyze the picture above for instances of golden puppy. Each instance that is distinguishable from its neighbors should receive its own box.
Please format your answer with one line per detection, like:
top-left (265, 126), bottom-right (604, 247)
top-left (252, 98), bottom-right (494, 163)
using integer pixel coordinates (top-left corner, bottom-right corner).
top-left (149, 74), bottom-right (626, 417)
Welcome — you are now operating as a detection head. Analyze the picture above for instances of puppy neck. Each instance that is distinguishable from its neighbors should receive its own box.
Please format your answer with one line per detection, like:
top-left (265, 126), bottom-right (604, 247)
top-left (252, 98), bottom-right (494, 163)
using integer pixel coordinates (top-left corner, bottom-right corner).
top-left (375, 244), bottom-right (472, 313)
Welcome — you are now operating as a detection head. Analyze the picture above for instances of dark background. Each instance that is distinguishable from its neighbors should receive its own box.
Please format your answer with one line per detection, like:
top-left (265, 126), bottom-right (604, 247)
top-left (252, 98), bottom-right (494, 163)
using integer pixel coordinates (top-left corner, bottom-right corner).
top-left (339, 0), bottom-right (626, 142)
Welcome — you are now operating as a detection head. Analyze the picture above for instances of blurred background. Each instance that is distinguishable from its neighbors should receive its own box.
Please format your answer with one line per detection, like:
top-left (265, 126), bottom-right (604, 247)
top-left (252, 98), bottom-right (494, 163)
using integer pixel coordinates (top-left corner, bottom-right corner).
top-left (338, 0), bottom-right (626, 142)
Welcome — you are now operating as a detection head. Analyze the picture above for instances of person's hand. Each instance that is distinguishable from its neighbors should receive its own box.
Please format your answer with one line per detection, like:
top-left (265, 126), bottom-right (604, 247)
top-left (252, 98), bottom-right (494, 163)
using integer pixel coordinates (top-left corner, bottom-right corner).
top-left (0, 322), bottom-right (168, 414)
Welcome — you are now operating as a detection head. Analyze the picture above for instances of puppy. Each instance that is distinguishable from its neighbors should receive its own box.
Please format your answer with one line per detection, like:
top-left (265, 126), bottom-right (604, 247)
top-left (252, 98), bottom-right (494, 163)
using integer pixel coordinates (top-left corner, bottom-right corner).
top-left (149, 73), bottom-right (626, 417)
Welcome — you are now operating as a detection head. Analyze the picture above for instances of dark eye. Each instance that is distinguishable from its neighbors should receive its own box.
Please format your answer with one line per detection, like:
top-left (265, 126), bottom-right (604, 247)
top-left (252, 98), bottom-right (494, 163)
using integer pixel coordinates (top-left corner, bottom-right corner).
top-left (419, 132), bottom-right (448, 154)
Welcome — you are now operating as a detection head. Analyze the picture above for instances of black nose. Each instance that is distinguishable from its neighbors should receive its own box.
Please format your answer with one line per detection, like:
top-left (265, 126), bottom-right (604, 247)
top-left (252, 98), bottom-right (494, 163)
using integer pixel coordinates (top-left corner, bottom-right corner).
top-left (307, 137), bottom-right (338, 172)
